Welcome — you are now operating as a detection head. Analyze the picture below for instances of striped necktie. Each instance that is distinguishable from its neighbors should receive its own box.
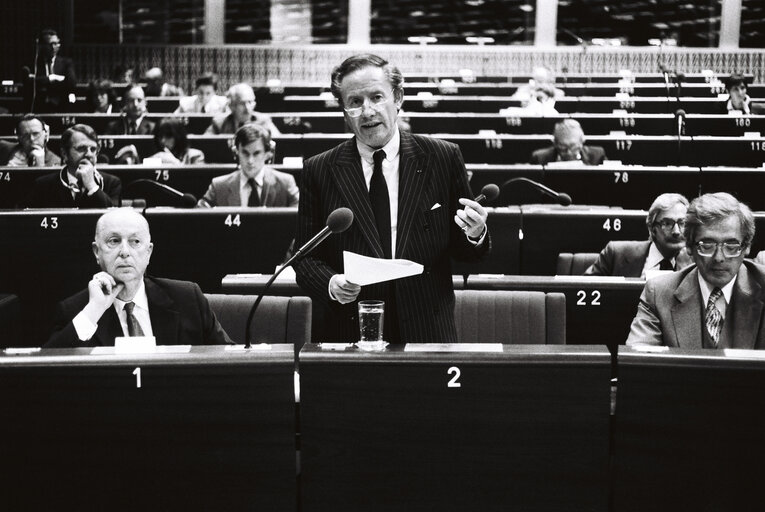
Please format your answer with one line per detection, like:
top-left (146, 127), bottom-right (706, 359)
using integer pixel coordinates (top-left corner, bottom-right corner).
top-left (705, 287), bottom-right (723, 347)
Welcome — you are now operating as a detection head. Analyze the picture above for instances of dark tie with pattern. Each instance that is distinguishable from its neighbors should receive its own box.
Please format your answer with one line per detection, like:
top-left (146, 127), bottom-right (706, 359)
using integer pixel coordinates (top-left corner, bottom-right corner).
top-left (124, 302), bottom-right (145, 337)
top-left (369, 149), bottom-right (391, 258)
top-left (705, 287), bottom-right (723, 347)
top-left (659, 258), bottom-right (673, 271)
top-left (247, 179), bottom-right (261, 206)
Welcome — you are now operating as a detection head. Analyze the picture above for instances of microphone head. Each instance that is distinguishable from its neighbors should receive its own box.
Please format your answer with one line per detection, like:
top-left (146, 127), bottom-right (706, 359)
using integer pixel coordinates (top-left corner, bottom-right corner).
top-left (558, 193), bottom-right (573, 206)
top-left (480, 183), bottom-right (500, 203)
top-left (675, 109), bottom-right (687, 117)
top-left (327, 207), bottom-right (354, 233)
top-left (181, 193), bottom-right (197, 208)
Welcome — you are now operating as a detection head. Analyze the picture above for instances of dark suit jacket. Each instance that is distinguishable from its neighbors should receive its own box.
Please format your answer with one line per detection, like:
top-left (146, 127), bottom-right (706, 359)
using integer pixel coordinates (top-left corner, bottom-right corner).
top-left (0, 142), bottom-right (60, 166)
top-left (294, 131), bottom-right (490, 343)
top-left (45, 277), bottom-right (232, 348)
top-left (105, 116), bottom-right (156, 135)
top-left (198, 167), bottom-right (299, 207)
top-left (26, 167), bottom-right (122, 208)
top-left (29, 56), bottom-right (76, 112)
top-left (626, 261), bottom-right (765, 349)
top-left (585, 240), bottom-right (651, 277)
top-left (530, 145), bottom-right (607, 165)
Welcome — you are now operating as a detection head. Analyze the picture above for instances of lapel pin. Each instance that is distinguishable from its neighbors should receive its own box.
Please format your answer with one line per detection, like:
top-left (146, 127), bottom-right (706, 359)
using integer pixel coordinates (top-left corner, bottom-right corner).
top-left (416, 168), bottom-right (422, 174)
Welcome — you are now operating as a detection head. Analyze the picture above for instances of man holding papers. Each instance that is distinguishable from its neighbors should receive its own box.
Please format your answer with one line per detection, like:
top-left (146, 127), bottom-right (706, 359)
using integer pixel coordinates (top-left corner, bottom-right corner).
top-left (294, 54), bottom-right (490, 344)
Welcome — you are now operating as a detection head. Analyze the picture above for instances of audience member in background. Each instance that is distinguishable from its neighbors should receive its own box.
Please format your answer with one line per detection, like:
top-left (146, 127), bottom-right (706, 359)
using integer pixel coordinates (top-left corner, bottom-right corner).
top-left (148, 118), bottom-right (205, 165)
top-left (26, 124), bottom-right (121, 208)
top-left (45, 208), bottom-right (231, 348)
top-left (721, 73), bottom-right (765, 115)
top-left (105, 83), bottom-right (156, 135)
top-left (86, 79), bottom-right (118, 114)
top-left (521, 84), bottom-right (559, 115)
top-left (585, 193), bottom-right (692, 277)
top-left (626, 192), bottom-right (765, 349)
top-left (144, 67), bottom-right (184, 97)
top-left (530, 119), bottom-right (606, 165)
top-left (197, 123), bottom-right (297, 207)
top-left (175, 74), bottom-right (228, 114)
top-left (113, 64), bottom-right (138, 84)
top-left (0, 114), bottom-right (61, 167)
top-left (511, 66), bottom-right (564, 106)
top-left (205, 83), bottom-right (281, 136)
top-left (26, 28), bottom-right (76, 113)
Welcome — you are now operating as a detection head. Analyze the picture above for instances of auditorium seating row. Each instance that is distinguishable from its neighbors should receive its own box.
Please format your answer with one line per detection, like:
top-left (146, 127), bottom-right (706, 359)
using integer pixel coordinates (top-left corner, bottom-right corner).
top-left (6, 206), bottom-right (765, 347)
top-left (3, 133), bottom-right (765, 167)
top-left (1, 343), bottom-right (762, 510)
top-left (3, 112), bottom-right (765, 136)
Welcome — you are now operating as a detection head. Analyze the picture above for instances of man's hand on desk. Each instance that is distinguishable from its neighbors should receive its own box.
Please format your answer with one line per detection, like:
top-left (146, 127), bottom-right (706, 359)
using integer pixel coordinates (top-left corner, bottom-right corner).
top-left (329, 274), bottom-right (361, 304)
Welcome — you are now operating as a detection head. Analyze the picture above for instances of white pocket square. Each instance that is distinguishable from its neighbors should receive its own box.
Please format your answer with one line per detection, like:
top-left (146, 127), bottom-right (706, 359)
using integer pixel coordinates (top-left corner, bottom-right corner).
top-left (430, 203), bottom-right (441, 210)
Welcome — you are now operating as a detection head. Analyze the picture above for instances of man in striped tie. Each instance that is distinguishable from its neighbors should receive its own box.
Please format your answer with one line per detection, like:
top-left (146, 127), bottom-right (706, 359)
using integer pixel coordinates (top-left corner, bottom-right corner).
top-left (627, 192), bottom-right (765, 349)
top-left (45, 208), bottom-right (231, 347)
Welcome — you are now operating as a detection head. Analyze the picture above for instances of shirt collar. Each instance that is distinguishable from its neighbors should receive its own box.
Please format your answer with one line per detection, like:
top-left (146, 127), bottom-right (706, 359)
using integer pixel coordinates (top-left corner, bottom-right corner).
top-left (645, 241), bottom-right (674, 269)
top-left (114, 280), bottom-right (149, 313)
top-left (356, 127), bottom-right (401, 165)
top-left (60, 166), bottom-right (103, 193)
top-left (698, 271), bottom-right (737, 305)
top-left (239, 167), bottom-right (265, 188)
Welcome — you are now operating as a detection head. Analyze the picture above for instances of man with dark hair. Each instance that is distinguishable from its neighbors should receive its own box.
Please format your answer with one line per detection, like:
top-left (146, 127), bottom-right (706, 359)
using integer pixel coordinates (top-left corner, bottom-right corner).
top-left (26, 28), bottom-right (76, 113)
top-left (45, 208), bottom-right (231, 348)
top-left (585, 193), bottom-right (692, 277)
top-left (626, 192), bottom-right (765, 349)
top-left (0, 114), bottom-right (60, 167)
top-left (197, 123), bottom-right (297, 207)
top-left (26, 123), bottom-right (121, 208)
top-left (721, 73), bottom-right (765, 115)
top-left (294, 53), bottom-right (489, 344)
top-left (105, 83), bottom-right (156, 135)
top-left (175, 74), bottom-right (228, 114)
top-left (530, 119), bottom-right (606, 165)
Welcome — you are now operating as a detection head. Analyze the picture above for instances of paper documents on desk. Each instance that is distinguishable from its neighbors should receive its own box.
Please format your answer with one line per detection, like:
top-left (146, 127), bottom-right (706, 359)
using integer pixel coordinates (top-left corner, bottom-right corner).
top-left (344, 251), bottom-right (423, 286)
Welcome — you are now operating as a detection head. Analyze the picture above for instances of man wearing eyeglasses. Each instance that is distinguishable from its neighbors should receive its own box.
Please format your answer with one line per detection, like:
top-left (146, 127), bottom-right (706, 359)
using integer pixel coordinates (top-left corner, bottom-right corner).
top-left (530, 119), bottom-right (606, 165)
top-left (627, 192), bottom-right (765, 349)
top-left (294, 54), bottom-right (489, 344)
top-left (585, 193), bottom-right (692, 277)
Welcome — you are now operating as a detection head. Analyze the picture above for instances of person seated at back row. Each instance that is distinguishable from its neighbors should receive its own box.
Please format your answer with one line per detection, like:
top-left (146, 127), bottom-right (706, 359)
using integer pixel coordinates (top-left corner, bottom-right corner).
top-left (144, 67), bottom-right (184, 97)
top-left (585, 193), bottom-right (693, 277)
top-left (175, 73), bottom-right (228, 114)
top-left (87, 79), bottom-right (118, 114)
top-left (148, 118), bottom-right (205, 164)
top-left (205, 83), bottom-right (281, 137)
top-left (721, 73), bottom-right (765, 115)
top-left (197, 123), bottom-right (298, 207)
top-left (530, 119), bottom-right (606, 165)
top-left (105, 83), bottom-right (156, 135)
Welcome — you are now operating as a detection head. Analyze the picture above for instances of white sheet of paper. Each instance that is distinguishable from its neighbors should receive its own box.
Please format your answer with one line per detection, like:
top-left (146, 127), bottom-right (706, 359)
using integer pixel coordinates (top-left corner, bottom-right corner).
top-left (344, 251), bottom-right (424, 286)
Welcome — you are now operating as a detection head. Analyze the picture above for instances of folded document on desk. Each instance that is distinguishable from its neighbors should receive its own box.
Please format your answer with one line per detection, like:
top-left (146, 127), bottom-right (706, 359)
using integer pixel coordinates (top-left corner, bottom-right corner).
top-left (344, 251), bottom-right (423, 286)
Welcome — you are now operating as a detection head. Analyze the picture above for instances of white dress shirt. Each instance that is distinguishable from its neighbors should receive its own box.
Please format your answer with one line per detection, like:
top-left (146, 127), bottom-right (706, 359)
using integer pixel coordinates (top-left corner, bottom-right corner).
top-left (239, 169), bottom-right (264, 207)
top-left (698, 273), bottom-right (736, 320)
top-left (72, 280), bottom-right (154, 341)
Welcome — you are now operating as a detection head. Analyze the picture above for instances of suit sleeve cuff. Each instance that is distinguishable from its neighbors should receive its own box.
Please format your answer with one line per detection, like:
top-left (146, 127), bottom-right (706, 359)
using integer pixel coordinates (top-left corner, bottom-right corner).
top-left (466, 225), bottom-right (487, 246)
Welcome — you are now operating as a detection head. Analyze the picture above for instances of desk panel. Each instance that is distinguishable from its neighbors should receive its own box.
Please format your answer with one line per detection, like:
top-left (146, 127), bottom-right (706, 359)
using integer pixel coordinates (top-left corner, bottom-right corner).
top-left (300, 343), bottom-right (611, 512)
top-left (0, 345), bottom-right (296, 511)
top-left (613, 348), bottom-right (765, 510)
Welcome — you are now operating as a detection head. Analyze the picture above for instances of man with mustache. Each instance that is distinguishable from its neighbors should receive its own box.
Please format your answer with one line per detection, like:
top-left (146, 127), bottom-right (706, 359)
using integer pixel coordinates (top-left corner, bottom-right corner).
top-left (585, 193), bottom-right (692, 277)
top-left (627, 192), bottom-right (765, 349)
top-left (26, 123), bottom-right (121, 208)
top-left (45, 208), bottom-right (232, 347)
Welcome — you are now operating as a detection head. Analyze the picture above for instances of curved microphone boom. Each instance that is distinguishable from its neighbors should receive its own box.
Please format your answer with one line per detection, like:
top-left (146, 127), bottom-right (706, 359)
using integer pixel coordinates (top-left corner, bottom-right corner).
top-left (124, 179), bottom-right (197, 207)
top-left (243, 207), bottom-right (354, 348)
top-left (474, 183), bottom-right (500, 204)
top-left (501, 177), bottom-right (572, 206)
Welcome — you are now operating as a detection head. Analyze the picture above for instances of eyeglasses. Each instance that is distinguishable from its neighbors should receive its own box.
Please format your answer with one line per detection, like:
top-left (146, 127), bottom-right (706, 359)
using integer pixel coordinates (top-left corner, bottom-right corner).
top-left (344, 96), bottom-right (390, 118)
top-left (653, 218), bottom-right (686, 231)
top-left (694, 241), bottom-right (745, 258)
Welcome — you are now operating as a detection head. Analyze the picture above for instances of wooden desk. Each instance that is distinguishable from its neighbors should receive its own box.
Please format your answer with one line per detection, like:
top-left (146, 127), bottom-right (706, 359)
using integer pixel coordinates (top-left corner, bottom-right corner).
top-left (613, 347), bottom-right (765, 510)
top-left (0, 345), bottom-right (296, 511)
top-left (300, 343), bottom-right (611, 512)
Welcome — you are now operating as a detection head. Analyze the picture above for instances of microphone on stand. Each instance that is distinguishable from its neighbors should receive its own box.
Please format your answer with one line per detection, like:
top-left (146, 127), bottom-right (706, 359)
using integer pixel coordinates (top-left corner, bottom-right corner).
top-left (243, 207), bottom-right (354, 348)
top-left (501, 177), bottom-right (572, 206)
top-left (675, 109), bottom-right (686, 165)
top-left (124, 179), bottom-right (197, 208)
top-left (474, 183), bottom-right (500, 204)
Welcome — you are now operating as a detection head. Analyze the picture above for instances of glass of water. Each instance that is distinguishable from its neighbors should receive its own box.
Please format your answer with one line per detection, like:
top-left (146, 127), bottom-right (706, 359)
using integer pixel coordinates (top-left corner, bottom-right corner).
top-left (357, 300), bottom-right (387, 350)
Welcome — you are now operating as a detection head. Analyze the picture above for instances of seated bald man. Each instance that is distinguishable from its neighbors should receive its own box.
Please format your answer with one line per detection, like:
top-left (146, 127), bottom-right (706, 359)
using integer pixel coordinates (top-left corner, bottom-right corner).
top-left (45, 208), bottom-right (232, 347)
top-left (530, 119), bottom-right (606, 165)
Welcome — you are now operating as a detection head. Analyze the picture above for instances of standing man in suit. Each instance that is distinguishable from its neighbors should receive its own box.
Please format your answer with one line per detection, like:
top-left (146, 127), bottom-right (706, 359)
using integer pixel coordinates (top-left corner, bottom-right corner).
top-left (105, 83), bottom-right (156, 136)
top-left (585, 193), bottom-right (692, 277)
top-left (626, 192), bottom-right (765, 349)
top-left (205, 83), bottom-right (281, 137)
top-left (0, 114), bottom-right (61, 167)
top-left (294, 54), bottom-right (489, 344)
top-left (530, 119), bottom-right (607, 165)
top-left (27, 29), bottom-right (76, 113)
top-left (45, 208), bottom-right (232, 347)
top-left (197, 123), bottom-right (298, 207)
top-left (26, 123), bottom-right (121, 208)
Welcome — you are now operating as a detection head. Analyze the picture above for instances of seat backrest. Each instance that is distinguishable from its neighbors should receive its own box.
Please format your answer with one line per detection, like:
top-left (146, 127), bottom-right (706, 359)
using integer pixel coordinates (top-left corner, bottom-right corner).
top-left (557, 252), bottom-right (599, 275)
top-left (454, 290), bottom-right (565, 344)
top-left (205, 294), bottom-right (311, 350)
